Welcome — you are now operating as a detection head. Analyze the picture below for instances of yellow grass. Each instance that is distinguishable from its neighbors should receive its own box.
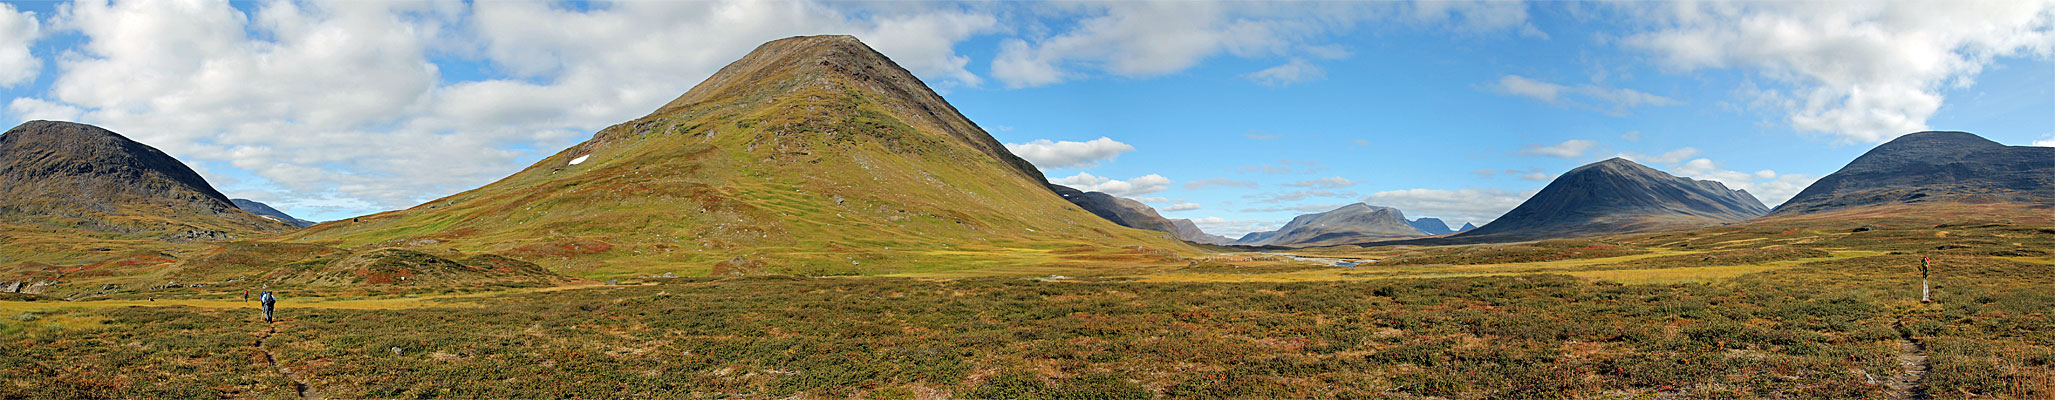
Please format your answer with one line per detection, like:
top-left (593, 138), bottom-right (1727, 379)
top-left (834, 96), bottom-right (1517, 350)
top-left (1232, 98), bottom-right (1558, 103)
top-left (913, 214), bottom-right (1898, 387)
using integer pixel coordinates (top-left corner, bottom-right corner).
top-left (0, 282), bottom-right (610, 313)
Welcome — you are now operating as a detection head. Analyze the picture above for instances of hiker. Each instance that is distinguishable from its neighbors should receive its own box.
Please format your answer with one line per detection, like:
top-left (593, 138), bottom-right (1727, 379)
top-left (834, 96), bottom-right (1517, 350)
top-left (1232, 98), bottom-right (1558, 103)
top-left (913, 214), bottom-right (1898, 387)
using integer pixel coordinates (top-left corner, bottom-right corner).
top-left (260, 291), bottom-right (277, 322)
top-left (1920, 256), bottom-right (1932, 303)
top-left (243, 290), bottom-right (249, 301)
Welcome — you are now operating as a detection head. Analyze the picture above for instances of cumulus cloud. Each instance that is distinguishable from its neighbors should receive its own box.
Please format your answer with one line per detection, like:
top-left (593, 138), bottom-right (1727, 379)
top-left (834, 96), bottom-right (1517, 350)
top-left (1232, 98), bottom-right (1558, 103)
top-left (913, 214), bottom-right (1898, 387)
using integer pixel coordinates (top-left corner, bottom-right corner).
top-left (1245, 58), bottom-right (1324, 87)
top-left (1004, 137), bottom-right (1136, 169)
top-left (1185, 177), bottom-right (1259, 190)
top-left (6, 98), bottom-right (81, 122)
top-left (1052, 172), bottom-right (1172, 197)
top-left (0, 3), bottom-right (38, 88)
top-left (1164, 202), bottom-right (1202, 211)
top-left (1363, 188), bottom-right (1535, 227)
top-left (1283, 177), bottom-right (1357, 189)
top-left (1619, 1), bottom-right (2055, 143)
top-left (991, 1), bottom-right (1540, 88)
top-left (11, 0), bottom-right (1002, 218)
top-left (1489, 75), bottom-right (1681, 115)
top-left (1667, 158), bottom-right (1818, 207)
top-left (2033, 134), bottom-right (2055, 147)
top-left (1519, 139), bottom-right (1599, 158)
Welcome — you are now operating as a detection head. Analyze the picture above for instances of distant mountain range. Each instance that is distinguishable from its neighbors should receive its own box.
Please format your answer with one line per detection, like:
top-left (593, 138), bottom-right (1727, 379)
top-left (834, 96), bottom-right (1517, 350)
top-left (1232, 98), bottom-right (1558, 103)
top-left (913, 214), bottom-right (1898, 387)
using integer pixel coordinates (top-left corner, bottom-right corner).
top-left (1051, 184), bottom-right (1233, 245)
top-left (1409, 217), bottom-right (1456, 235)
top-left (231, 199), bottom-right (318, 228)
top-left (1443, 158), bottom-right (1768, 243)
top-left (1771, 131), bottom-right (2054, 215)
top-left (1235, 203), bottom-right (1429, 247)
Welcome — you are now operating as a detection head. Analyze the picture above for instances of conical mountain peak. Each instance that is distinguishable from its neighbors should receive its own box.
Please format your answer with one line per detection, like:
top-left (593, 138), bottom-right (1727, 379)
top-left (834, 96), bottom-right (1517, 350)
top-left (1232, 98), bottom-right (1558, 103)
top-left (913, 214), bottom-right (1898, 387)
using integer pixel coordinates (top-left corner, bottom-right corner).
top-left (1450, 157), bottom-right (1768, 242)
top-left (640, 34), bottom-right (1039, 183)
top-left (283, 35), bottom-right (1190, 275)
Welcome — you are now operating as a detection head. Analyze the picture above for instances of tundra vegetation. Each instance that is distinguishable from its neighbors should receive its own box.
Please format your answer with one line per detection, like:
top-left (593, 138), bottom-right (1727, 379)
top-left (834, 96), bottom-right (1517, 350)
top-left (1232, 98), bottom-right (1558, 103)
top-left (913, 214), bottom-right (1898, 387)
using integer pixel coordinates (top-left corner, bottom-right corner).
top-left (2, 203), bottom-right (2050, 399)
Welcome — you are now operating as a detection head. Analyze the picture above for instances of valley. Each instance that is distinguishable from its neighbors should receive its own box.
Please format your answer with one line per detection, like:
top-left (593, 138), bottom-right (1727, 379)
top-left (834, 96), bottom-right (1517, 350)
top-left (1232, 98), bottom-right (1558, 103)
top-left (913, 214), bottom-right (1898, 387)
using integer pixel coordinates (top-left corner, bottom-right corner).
top-left (1, 31), bottom-right (2050, 399)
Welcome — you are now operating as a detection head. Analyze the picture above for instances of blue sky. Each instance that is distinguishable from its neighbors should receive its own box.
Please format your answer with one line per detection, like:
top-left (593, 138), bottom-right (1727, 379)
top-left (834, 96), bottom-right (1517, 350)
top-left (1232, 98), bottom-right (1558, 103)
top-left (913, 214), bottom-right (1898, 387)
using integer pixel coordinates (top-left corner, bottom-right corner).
top-left (1, 1), bottom-right (2051, 237)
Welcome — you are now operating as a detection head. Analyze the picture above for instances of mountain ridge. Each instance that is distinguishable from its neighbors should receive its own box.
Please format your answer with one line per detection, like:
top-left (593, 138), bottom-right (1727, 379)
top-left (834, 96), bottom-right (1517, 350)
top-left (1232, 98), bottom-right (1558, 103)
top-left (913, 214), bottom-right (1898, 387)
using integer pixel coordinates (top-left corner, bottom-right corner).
top-left (1235, 203), bottom-right (1428, 247)
top-left (279, 35), bottom-right (1194, 277)
top-left (1436, 158), bottom-right (1768, 243)
top-left (1771, 131), bottom-right (2054, 215)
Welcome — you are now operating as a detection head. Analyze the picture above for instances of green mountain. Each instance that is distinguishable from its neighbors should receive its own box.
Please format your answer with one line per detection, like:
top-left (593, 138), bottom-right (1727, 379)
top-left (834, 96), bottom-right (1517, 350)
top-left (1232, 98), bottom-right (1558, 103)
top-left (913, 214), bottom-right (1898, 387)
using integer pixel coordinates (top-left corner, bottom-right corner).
top-left (283, 35), bottom-right (1193, 278)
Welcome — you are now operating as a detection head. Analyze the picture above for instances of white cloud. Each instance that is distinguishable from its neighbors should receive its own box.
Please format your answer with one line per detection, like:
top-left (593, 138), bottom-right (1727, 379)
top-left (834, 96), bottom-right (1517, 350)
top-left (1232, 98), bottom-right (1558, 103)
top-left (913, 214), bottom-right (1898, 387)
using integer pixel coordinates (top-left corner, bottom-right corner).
top-left (991, 1), bottom-right (1291, 88)
top-left (0, 3), bottom-right (38, 88)
top-left (1245, 58), bottom-right (1324, 87)
top-left (1518, 171), bottom-right (1554, 181)
top-left (1489, 75), bottom-right (1680, 116)
top-left (1191, 216), bottom-right (1285, 238)
top-left (1494, 75), bottom-right (1565, 102)
top-left (991, 1), bottom-right (1539, 88)
top-left (1519, 139), bottom-right (1599, 158)
top-left (2033, 134), bottom-right (2055, 147)
top-left (1052, 172), bottom-right (1172, 197)
top-left (1185, 177), bottom-right (1258, 190)
top-left (1164, 202), bottom-right (1202, 211)
top-left (1667, 158), bottom-right (1818, 207)
top-left (1619, 1), bottom-right (2055, 143)
top-left (1363, 188), bottom-right (1536, 227)
top-left (1003, 137), bottom-right (1135, 170)
top-left (15, 0), bottom-right (1002, 216)
top-left (1620, 130), bottom-right (1642, 142)
top-left (1617, 147), bottom-right (1701, 164)
top-left (1283, 177), bottom-right (1357, 189)
top-left (6, 98), bottom-right (81, 122)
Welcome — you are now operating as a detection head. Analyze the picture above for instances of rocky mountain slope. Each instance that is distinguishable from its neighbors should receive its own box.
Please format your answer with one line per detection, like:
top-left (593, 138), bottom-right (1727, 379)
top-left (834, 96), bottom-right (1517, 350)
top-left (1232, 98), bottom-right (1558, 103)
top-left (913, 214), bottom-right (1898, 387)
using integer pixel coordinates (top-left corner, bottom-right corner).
top-left (282, 35), bottom-right (1193, 278)
top-left (1170, 219), bottom-right (1235, 245)
top-left (0, 121), bottom-right (292, 265)
top-left (232, 199), bottom-right (317, 228)
top-left (1448, 158), bottom-right (1768, 243)
top-left (1236, 203), bottom-right (1429, 247)
top-left (1772, 131), bottom-right (2053, 215)
top-left (1051, 184), bottom-right (1232, 245)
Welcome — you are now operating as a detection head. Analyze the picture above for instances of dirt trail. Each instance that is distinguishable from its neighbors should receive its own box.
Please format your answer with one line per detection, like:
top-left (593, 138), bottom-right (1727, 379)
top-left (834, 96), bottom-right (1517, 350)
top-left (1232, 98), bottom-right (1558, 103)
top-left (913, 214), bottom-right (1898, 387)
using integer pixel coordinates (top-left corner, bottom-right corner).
top-left (255, 325), bottom-right (322, 400)
top-left (1887, 322), bottom-right (1931, 400)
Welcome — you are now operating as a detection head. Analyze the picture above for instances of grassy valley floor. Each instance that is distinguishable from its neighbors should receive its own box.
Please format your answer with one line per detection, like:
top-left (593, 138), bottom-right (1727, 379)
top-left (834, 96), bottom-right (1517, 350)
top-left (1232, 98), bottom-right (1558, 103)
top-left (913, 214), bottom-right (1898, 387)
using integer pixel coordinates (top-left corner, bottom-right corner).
top-left (3, 205), bottom-right (2052, 399)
